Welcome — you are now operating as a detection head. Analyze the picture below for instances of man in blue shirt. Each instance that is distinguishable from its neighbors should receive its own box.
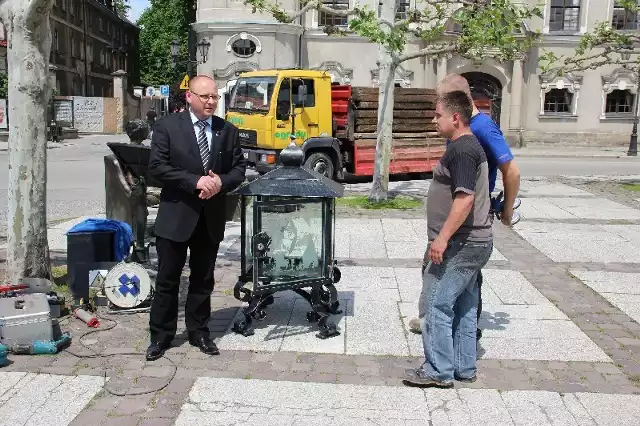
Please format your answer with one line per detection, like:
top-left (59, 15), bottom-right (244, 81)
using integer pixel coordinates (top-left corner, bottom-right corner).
top-left (409, 73), bottom-right (521, 341)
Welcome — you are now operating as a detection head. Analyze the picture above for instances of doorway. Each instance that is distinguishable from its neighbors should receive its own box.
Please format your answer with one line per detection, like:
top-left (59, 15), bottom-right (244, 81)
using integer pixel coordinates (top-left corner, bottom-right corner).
top-left (462, 72), bottom-right (503, 125)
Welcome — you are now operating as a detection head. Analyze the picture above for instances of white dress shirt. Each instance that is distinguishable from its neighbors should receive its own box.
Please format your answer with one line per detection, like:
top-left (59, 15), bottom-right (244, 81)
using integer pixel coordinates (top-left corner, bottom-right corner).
top-left (189, 109), bottom-right (213, 152)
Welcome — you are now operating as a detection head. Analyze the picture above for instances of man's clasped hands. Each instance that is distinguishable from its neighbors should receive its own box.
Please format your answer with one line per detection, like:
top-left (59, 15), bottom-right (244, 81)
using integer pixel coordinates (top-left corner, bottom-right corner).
top-left (197, 171), bottom-right (222, 199)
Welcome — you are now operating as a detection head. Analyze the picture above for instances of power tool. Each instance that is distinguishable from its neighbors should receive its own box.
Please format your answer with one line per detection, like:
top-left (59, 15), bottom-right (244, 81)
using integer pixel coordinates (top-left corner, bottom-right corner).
top-left (9, 332), bottom-right (72, 355)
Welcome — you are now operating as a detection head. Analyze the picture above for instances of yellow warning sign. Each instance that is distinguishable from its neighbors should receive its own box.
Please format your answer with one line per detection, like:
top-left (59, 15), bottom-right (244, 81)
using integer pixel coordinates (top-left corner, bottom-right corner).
top-left (179, 74), bottom-right (190, 90)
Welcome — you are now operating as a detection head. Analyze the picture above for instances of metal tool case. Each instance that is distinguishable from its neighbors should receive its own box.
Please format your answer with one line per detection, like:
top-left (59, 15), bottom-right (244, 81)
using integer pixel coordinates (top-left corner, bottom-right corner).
top-left (0, 293), bottom-right (53, 347)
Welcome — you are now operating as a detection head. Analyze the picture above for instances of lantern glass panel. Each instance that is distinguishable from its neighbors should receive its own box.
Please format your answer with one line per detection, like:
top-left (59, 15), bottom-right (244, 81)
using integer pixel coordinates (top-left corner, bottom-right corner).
top-left (254, 197), bottom-right (325, 286)
top-left (242, 197), bottom-right (254, 276)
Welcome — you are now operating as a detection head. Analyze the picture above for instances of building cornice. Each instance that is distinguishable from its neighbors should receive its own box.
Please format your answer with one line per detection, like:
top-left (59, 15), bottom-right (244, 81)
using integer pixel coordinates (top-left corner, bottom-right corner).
top-left (214, 61), bottom-right (260, 79)
top-left (86, 0), bottom-right (139, 28)
top-left (303, 30), bottom-right (370, 42)
top-left (193, 21), bottom-right (304, 36)
top-left (533, 35), bottom-right (587, 47)
top-left (50, 15), bottom-right (134, 47)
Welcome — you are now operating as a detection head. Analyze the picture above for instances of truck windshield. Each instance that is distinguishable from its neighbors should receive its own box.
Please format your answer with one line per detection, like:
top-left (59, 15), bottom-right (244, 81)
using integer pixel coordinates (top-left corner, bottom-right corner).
top-left (228, 76), bottom-right (277, 113)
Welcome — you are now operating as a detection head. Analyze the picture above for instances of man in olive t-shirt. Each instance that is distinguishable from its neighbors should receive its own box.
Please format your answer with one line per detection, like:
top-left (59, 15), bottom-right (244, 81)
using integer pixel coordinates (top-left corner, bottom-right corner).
top-left (402, 90), bottom-right (493, 388)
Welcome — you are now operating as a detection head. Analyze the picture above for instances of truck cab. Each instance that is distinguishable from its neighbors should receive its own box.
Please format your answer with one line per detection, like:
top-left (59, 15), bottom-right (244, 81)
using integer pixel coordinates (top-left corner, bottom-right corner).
top-left (226, 69), bottom-right (342, 179)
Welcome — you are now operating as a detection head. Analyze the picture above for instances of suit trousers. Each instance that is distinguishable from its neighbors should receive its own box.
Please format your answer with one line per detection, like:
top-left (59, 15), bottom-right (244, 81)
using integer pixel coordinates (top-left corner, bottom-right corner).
top-left (149, 214), bottom-right (220, 344)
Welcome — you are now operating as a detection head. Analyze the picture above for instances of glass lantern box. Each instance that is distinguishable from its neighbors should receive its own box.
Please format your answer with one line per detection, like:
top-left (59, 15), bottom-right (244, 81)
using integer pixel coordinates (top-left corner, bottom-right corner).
top-left (230, 142), bottom-right (344, 339)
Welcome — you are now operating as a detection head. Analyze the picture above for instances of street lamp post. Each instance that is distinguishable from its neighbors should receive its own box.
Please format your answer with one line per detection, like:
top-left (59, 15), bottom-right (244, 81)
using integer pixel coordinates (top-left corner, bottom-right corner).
top-left (621, 47), bottom-right (638, 156)
top-left (170, 38), bottom-right (211, 78)
top-left (630, 66), bottom-right (640, 156)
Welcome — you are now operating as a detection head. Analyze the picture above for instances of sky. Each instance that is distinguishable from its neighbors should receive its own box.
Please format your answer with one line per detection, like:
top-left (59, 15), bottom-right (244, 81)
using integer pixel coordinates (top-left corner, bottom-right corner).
top-left (127, 0), bottom-right (150, 23)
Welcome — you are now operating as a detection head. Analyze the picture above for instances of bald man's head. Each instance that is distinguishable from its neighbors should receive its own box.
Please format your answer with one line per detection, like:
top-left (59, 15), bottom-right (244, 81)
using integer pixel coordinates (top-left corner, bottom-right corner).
top-left (436, 73), bottom-right (472, 98)
top-left (186, 75), bottom-right (218, 120)
top-left (189, 75), bottom-right (217, 91)
top-left (436, 73), bottom-right (480, 115)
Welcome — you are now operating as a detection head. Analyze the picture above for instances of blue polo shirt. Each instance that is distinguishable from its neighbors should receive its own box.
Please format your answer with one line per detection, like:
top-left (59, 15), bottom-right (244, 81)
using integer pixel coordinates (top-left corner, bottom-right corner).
top-left (447, 112), bottom-right (513, 193)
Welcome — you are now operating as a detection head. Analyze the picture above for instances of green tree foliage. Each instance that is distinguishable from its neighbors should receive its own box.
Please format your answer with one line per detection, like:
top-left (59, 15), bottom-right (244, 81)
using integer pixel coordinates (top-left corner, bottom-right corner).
top-left (539, 0), bottom-right (639, 74)
top-left (244, 0), bottom-right (542, 200)
top-left (114, 0), bottom-right (130, 18)
top-left (137, 0), bottom-right (192, 86)
top-left (245, 0), bottom-right (541, 68)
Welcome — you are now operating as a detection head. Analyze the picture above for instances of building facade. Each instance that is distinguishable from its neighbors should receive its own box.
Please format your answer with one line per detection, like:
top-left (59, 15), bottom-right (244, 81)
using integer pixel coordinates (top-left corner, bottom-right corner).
top-left (194, 0), bottom-right (639, 146)
top-left (49, 0), bottom-right (140, 97)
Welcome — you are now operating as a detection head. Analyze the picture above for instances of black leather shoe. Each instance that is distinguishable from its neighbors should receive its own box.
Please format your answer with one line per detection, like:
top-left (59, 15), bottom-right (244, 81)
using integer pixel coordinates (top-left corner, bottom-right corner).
top-left (145, 341), bottom-right (170, 361)
top-left (189, 335), bottom-right (220, 355)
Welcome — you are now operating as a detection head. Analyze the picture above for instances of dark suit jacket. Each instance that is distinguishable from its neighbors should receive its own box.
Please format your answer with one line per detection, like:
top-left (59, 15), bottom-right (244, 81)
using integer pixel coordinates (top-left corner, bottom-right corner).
top-left (148, 111), bottom-right (247, 243)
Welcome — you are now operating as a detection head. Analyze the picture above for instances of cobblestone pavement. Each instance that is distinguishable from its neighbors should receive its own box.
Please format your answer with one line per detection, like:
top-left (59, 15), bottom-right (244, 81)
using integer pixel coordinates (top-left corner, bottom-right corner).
top-left (2, 176), bottom-right (640, 425)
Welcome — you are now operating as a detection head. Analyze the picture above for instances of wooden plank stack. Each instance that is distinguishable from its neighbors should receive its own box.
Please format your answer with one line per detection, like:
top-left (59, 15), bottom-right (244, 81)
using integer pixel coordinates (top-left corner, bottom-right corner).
top-left (350, 87), bottom-right (440, 138)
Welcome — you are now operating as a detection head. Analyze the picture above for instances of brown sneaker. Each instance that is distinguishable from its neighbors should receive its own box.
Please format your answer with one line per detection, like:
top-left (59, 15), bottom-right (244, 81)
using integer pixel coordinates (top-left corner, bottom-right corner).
top-left (408, 317), bottom-right (422, 334)
top-left (402, 368), bottom-right (453, 388)
top-left (454, 374), bottom-right (477, 383)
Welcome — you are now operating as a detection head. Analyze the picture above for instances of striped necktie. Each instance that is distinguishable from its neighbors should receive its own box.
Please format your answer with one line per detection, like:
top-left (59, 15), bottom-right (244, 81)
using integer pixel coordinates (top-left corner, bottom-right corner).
top-left (196, 120), bottom-right (210, 170)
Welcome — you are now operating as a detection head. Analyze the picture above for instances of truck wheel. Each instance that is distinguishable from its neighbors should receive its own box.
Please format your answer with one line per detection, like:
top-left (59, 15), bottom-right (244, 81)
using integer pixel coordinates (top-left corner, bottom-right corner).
top-left (304, 152), bottom-right (334, 179)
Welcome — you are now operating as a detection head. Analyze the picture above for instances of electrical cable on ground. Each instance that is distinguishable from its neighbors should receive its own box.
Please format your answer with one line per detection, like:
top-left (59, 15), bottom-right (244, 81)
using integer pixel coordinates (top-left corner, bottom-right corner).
top-left (60, 313), bottom-right (177, 396)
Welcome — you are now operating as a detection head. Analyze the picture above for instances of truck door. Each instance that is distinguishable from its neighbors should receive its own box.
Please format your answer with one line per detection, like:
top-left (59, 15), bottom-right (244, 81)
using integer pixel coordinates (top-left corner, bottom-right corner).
top-left (274, 79), bottom-right (293, 146)
top-left (292, 78), bottom-right (320, 141)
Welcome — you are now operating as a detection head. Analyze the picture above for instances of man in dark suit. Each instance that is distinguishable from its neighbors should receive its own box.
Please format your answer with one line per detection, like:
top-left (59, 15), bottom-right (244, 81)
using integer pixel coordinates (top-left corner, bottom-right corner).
top-left (146, 75), bottom-right (246, 361)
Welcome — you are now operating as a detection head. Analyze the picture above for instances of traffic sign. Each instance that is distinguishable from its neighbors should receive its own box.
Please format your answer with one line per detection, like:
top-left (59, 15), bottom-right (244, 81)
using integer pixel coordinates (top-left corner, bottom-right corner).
top-left (145, 86), bottom-right (154, 97)
top-left (179, 74), bottom-right (190, 90)
top-left (160, 85), bottom-right (170, 96)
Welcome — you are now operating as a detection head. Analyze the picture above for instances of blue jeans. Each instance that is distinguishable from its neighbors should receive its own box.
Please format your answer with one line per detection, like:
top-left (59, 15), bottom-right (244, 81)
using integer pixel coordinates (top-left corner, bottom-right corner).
top-left (419, 238), bottom-right (493, 382)
top-left (419, 265), bottom-right (484, 321)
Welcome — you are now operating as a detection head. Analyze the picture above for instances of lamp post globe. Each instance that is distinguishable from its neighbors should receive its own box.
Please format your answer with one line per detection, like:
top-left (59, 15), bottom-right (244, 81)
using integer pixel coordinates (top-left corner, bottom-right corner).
top-left (197, 39), bottom-right (211, 64)
top-left (170, 39), bottom-right (180, 58)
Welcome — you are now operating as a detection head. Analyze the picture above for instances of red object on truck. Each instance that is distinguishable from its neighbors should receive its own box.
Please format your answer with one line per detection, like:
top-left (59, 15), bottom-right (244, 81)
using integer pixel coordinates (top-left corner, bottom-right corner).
top-left (330, 84), bottom-right (445, 176)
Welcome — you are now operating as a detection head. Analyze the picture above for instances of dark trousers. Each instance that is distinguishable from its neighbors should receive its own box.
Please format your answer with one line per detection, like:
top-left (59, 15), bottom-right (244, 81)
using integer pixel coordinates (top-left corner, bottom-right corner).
top-left (149, 215), bottom-right (220, 344)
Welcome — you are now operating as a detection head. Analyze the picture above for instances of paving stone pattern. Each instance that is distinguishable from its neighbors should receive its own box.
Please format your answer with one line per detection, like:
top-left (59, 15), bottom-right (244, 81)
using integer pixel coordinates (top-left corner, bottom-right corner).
top-left (218, 266), bottom-right (610, 362)
top-left (569, 271), bottom-right (640, 327)
top-left (175, 377), bottom-right (640, 426)
top-left (0, 372), bottom-right (104, 426)
top-left (3, 176), bottom-right (640, 425)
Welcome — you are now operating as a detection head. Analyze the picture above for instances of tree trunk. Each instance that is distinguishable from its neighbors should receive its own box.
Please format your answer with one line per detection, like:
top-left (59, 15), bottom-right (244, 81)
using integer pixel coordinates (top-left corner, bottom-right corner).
top-left (368, 0), bottom-right (397, 203)
top-left (1, 0), bottom-right (54, 283)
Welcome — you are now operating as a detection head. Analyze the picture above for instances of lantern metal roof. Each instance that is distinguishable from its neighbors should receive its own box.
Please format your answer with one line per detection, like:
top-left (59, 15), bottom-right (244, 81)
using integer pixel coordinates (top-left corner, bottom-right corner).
top-left (232, 142), bottom-right (345, 198)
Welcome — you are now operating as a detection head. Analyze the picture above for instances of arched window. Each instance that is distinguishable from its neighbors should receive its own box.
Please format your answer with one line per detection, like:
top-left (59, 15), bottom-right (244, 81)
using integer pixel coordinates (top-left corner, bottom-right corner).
top-left (231, 39), bottom-right (256, 58)
top-left (463, 72), bottom-right (503, 125)
top-left (601, 68), bottom-right (638, 119)
top-left (539, 71), bottom-right (582, 117)
top-left (226, 33), bottom-right (262, 58)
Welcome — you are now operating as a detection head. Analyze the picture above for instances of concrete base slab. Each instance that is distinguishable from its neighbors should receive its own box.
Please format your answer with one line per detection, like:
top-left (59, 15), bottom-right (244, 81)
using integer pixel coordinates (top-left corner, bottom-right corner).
top-left (49, 214), bottom-right (106, 251)
top-left (570, 270), bottom-right (640, 324)
top-left (38, 216), bottom-right (242, 257)
top-left (514, 223), bottom-right (640, 263)
top-left (344, 180), bottom-right (431, 195)
top-left (0, 372), bottom-right (104, 426)
top-left (343, 178), bottom-right (592, 199)
top-left (520, 198), bottom-right (640, 220)
top-left (336, 218), bottom-right (506, 260)
top-left (398, 269), bottom-right (609, 362)
top-left (480, 336), bottom-right (610, 362)
top-left (175, 377), bottom-right (640, 426)
top-left (39, 215), bottom-right (511, 262)
top-left (218, 267), bottom-right (611, 362)
top-left (517, 181), bottom-right (594, 197)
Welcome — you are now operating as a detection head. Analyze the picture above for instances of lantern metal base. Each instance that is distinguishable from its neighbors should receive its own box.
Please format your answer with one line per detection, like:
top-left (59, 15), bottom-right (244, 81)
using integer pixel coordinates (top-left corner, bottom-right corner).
top-left (232, 269), bottom-right (343, 339)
